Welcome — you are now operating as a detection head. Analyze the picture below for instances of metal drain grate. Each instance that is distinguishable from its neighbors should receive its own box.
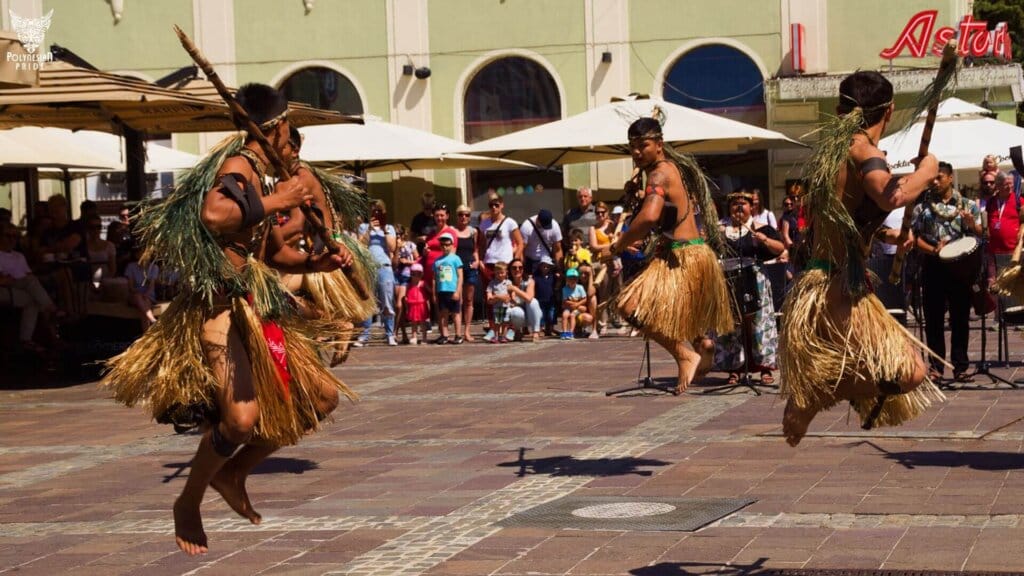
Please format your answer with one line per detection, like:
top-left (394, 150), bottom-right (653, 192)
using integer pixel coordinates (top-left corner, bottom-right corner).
top-left (499, 495), bottom-right (755, 532)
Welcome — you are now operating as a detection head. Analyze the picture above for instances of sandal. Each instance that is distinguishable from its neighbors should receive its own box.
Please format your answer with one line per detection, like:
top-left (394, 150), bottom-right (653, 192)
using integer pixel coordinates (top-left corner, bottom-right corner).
top-left (760, 370), bottom-right (775, 385)
top-left (953, 371), bottom-right (975, 383)
top-left (727, 373), bottom-right (740, 386)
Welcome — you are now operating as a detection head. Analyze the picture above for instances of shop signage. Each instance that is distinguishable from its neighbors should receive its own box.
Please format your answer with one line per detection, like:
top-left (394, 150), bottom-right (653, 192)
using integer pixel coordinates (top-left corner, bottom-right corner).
top-left (880, 11), bottom-right (1012, 60)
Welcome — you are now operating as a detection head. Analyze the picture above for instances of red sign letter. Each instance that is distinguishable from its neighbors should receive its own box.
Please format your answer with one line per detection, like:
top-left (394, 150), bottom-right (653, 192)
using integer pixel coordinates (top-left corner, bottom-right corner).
top-left (958, 15), bottom-right (988, 56)
top-left (881, 10), bottom-right (937, 59)
top-left (931, 26), bottom-right (956, 56)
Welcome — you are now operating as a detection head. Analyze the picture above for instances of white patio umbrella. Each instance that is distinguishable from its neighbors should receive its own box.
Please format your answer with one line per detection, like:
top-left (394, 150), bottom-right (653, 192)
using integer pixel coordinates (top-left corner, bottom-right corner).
top-left (456, 96), bottom-right (805, 168)
top-left (2, 127), bottom-right (198, 172)
top-left (880, 98), bottom-right (1022, 174)
top-left (298, 118), bottom-right (539, 173)
top-left (0, 127), bottom-right (119, 170)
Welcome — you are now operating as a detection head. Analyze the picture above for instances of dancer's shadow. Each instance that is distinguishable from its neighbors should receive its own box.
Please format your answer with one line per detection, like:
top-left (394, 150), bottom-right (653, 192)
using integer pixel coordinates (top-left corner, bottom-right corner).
top-left (497, 447), bottom-right (669, 478)
top-left (162, 457), bottom-right (319, 483)
top-left (859, 440), bottom-right (1024, 471)
top-left (631, 558), bottom-right (770, 575)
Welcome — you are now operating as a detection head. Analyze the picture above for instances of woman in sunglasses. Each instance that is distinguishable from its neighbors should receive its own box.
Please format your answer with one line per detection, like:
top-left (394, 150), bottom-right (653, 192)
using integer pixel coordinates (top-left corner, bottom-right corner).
top-left (452, 204), bottom-right (480, 341)
top-left (506, 258), bottom-right (542, 342)
top-left (477, 191), bottom-right (522, 341)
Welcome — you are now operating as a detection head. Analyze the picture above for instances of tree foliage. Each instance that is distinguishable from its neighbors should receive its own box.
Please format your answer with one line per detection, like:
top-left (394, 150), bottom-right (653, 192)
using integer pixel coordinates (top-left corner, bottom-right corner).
top-left (973, 0), bottom-right (1024, 124)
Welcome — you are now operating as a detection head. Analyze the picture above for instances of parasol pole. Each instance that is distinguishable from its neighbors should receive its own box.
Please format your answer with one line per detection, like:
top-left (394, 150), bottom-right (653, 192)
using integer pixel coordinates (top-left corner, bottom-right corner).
top-left (172, 25), bottom-right (369, 300)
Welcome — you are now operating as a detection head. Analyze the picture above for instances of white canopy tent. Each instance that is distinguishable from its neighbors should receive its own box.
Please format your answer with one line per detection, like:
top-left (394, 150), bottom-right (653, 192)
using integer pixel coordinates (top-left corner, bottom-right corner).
top-left (880, 98), bottom-right (1022, 174)
top-left (0, 127), bottom-right (118, 170)
top-left (298, 118), bottom-right (538, 173)
top-left (2, 127), bottom-right (199, 173)
top-left (456, 96), bottom-right (805, 168)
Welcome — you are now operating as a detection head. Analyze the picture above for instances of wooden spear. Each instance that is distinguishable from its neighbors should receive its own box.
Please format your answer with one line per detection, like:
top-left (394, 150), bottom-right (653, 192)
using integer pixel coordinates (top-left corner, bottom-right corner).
top-left (889, 40), bottom-right (958, 285)
top-left (172, 25), bottom-right (370, 300)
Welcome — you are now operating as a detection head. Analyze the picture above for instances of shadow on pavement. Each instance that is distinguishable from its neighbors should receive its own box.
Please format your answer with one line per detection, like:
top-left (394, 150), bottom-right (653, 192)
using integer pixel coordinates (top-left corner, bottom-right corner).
top-left (162, 457), bottom-right (320, 483)
top-left (498, 447), bottom-right (669, 477)
top-left (880, 449), bottom-right (1024, 471)
top-left (631, 558), bottom-right (770, 575)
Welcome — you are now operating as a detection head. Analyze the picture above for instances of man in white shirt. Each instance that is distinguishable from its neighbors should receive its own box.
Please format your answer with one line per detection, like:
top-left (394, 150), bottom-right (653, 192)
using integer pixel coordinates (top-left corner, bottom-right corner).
top-left (0, 223), bottom-right (57, 352)
top-left (520, 208), bottom-right (563, 274)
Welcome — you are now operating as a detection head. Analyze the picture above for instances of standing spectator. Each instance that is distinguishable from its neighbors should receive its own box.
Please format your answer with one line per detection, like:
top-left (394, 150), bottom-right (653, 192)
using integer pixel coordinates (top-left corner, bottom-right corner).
top-left (912, 161), bottom-right (983, 382)
top-left (410, 191), bottom-right (437, 247)
top-left (403, 263), bottom-right (429, 345)
top-left (520, 208), bottom-right (563, 274)
top-left (779, 196), bottom-right (801, 250)
top-left (985, 171), bottom-right (1020, 285)
top-left (124, 244), bottom-right (160, 330)
top-left (532, 255), bottom-right (558, 337)
top-left (559, 267), bottom-right (590, 340)
top-left (0, 222), bottom-right (58, 354)
top-left (432, 232), bottom-right (464, 345)
top-left (562, 186), bottom-right (597, 248)
top-left (422, 203), bottom-right (459, 297)
top-left (507, 258), bottom-right (543, 342)
top-left (977, 169), bottom-right (997, 212)
top-left (452, 204), bottom-right (480, 341)
top-left (393, 225), bottom-right (419, 343)
top-left (750, 189), bottom-right (777, 229)
top-left (576, 262), bottom-right (600, 339)
top-left (357, 200), bottom-right (398, 346)
top-left (485, 261), bottom-right (513, 343)
top-left (478, 192), bottom-right (522, 339)
top-left (588, 202), bottom-right (619, 330)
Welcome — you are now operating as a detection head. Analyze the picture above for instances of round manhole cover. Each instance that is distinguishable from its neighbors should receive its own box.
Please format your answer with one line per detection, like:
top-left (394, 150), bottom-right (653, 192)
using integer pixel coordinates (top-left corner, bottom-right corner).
top-left (571, 502), bottom-right (677, 519)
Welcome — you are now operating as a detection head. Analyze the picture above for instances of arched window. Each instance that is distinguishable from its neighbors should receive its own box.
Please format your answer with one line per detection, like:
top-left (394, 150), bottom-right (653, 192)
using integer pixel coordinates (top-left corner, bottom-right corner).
top-left (279, 66), bottom-right (363, 115)
top-left (663, 44), bottom-right (765, 126)
top-left (463, 57), bottom-right (560, 144)
top-left (462, 56), bottom-right (562, 221)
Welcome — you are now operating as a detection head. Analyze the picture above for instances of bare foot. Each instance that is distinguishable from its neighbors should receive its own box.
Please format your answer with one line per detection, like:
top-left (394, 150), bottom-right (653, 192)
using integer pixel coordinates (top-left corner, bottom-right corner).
top-left (463, 333), bottom-right (475, 342)
top-left (173, 497), bottom-right (208, 556)
top-left (210, 468), bottom-right (262, 525)
top-left (782, 399), bottom-right (816, 447)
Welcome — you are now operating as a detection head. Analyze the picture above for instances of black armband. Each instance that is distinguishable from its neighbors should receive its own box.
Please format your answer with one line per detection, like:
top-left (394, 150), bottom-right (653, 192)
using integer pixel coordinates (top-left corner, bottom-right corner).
top-left (860, 157), bottom-right (890, 176)
top-left (219, 173), bottom-right (266, 228)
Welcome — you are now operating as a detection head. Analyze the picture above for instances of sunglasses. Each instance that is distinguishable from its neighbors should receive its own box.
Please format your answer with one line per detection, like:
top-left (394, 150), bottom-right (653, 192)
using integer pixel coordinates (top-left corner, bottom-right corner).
top-left (595, 210), bottom-right (607, 215)
top-left (457, 212), bottom-right (471, 217)
top-left (510, 265), bottom-right (523, 270)
top-left (489, 202), bottom-right (502, 208)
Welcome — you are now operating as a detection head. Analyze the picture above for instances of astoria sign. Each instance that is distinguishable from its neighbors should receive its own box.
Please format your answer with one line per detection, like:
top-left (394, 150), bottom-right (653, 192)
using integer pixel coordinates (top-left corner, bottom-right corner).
top-left (880, 11), bottom-right (1012, 60)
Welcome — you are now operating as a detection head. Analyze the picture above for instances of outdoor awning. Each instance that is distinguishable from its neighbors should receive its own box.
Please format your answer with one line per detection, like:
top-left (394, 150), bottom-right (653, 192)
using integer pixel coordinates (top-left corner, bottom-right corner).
top-left (0, 61), bottom-right (360, 133)
top-left (0, 126), bottom-right (118, 170)
top-left (0, 127), bottom-right (199, 173)
top-left (457, 97), bottom-right (805, 168)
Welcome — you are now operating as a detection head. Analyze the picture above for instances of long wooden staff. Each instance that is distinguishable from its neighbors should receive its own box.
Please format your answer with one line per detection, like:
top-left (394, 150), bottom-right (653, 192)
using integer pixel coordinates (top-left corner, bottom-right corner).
top-left (889, 41), bottom-right (958, 284)
top-left (173, 25), bottom-right (370, 300)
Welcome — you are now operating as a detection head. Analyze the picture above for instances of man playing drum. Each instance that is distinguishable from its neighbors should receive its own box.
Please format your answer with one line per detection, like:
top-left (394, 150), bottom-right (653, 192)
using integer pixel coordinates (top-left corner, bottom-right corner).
top-left (911, 161), bottom-right (982, 382)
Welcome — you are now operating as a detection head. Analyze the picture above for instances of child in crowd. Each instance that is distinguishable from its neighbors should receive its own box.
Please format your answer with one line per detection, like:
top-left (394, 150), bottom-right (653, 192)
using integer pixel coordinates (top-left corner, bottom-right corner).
top-left (532, 255), bottom-right (558, 336)
top-left (486, 261), bottom-right (513, 343)
top-left (559, 267), bottom-right (588, 340)
top-left (563, 228), bottom-right (592, 271)
top-left (403, 263), bottom-right (429, 345)
top-left (432, 232), bottom-right (464, 345)
top-left (393, 225), bottom-right (420, 342)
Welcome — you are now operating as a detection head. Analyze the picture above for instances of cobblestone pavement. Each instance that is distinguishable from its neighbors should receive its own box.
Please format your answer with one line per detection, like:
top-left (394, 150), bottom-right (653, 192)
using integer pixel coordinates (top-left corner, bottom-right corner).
top-left (3, 324), bottom-right (1024, 575)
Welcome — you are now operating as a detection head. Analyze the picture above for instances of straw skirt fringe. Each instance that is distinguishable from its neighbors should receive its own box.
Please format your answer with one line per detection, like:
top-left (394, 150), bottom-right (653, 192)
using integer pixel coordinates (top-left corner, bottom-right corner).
top-left (103, 295), bottom-right (355, 447)
top-left (616, 242), bottom-right (735, 342)
top-left (779, 269), bottom-right (944, 428)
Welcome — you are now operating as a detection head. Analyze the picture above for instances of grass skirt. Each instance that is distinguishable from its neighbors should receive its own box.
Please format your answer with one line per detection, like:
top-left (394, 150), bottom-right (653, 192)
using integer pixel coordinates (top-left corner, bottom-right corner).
top-left (779, 268), bottom-right (944, 428)
top-left (103, 294), bottom-right (356, 446)
top-left (615, 241), bottom-right (734, 342)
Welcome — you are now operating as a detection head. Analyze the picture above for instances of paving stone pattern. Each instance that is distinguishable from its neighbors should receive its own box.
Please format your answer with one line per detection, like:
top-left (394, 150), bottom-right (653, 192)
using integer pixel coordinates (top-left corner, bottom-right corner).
top-left (2, 327), bottom-right (1024, 575)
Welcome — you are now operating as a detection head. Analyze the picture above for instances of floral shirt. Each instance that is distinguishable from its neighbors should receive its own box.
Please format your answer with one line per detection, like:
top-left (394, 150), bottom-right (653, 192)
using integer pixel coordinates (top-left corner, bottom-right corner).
top-left (911, 189), bottom-right (981, 246)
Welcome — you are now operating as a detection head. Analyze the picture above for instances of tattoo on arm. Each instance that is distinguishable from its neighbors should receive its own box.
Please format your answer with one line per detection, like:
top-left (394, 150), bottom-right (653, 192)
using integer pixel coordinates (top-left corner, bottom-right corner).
top-left (646, 171), bottom-right (669, 196)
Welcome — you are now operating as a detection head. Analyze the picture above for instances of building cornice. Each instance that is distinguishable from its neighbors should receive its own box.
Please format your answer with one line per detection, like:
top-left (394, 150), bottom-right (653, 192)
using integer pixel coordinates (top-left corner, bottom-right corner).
top-left (769, 64), bottom-right (1024, 102)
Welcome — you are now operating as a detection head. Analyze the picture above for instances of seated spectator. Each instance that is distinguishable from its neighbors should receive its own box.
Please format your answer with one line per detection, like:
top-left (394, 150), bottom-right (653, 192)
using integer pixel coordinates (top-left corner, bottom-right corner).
top-left (507, 258), bottom-right (543, 342)
top-left (577, 262), bottom-right (600, 339)
top-left (0, 222), bottom-right (58, 354)
top-left (559, 267), bottom-right (591, 340)
top-left (485, 261), bottom-right (513, 343)
top-left (563, 228), bottom-right (592, 271)
top-left (106, 219), bottom-right (134, 275)
top-left (750, 189), bottom-right (777, 229)
top-left (84, 215), bottom-right (116, 287)
top-left (124, 245), bottom-right (160, 330)
top-left (531, 255), bottom-right (558, 336)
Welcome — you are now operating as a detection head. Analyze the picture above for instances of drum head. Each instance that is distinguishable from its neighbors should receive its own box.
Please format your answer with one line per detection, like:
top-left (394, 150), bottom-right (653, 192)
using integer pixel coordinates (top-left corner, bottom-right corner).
top-left (939, 236), bottom-right (980, 261)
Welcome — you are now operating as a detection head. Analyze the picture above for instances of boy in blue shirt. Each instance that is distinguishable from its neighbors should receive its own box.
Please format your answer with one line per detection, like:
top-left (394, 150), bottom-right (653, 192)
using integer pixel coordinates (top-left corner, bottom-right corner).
top-left (560, 267), bottom-right (588, 340)
top-left (531, 255), bottom-right (558, 336)
top-left (432, 232), bottom-right (464, 344)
